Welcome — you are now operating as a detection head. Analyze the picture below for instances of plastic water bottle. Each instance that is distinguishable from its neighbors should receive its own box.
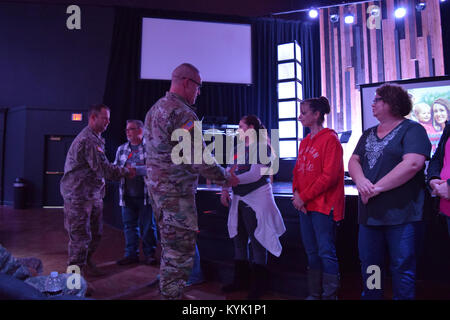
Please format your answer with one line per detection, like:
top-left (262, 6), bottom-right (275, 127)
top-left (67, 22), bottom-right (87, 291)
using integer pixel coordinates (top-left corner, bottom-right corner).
top-left (44, 271), bottom-right (63, 295)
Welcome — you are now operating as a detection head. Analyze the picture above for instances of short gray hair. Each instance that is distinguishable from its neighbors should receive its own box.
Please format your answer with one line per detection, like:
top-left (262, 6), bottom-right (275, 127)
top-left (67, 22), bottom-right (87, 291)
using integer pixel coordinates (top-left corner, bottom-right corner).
top-left (126, 119), bottom-right (144, 129)
top-left (171, 63), bottom-right (200, 84)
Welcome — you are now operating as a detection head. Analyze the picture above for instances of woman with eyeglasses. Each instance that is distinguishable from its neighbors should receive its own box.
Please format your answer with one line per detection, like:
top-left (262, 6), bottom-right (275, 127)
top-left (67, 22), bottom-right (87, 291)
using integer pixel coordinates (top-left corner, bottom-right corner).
top-left (348, 84), bottom-right (431, 300)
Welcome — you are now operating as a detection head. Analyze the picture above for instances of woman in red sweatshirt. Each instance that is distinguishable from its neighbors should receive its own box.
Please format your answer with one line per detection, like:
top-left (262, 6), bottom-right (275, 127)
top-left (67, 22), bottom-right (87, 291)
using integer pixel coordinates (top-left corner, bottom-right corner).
top-left (292, 96), bottom-right (345, 300)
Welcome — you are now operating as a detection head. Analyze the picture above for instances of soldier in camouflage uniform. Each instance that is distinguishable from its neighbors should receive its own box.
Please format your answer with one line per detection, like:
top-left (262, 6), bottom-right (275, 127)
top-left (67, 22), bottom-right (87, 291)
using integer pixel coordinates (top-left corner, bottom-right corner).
top-left (144, 63), bottom-right (238, 300)
top-left (60, 104), bottom-right (135, 278)
top-left (0, 244), bottom-right (39, 280)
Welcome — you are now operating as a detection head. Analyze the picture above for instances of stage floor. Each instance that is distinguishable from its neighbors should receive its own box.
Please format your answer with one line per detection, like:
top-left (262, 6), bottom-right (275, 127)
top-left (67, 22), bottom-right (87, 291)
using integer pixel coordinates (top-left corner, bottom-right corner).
top-left (1, 205), bottom-right (449, 300)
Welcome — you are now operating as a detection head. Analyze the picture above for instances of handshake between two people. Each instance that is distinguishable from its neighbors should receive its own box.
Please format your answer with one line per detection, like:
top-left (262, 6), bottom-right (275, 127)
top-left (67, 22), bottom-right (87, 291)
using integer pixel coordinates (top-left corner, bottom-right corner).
top-left (220, 165), bottom-right (240, 207)
top-left (224, 164), bottom-right (239, 188)
top-left (124, 163), bottom-right (240, 186)
top-left (125, 164), bottom-right (137, 179)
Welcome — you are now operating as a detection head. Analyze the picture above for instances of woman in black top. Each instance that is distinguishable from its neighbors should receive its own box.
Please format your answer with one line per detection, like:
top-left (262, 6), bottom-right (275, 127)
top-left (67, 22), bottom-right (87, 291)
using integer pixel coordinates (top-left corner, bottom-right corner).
top-left (348, 84), bottom-right (431, 300)
top-left (220, 115), bottom-right (285, 300)
top-left (427, 121), bottom-right (450, 237)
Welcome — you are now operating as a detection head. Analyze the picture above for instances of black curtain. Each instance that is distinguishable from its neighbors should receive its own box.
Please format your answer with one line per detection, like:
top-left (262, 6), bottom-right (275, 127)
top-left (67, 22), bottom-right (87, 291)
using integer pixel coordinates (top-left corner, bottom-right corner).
top-left (102, 7), bottom-right (320, 159)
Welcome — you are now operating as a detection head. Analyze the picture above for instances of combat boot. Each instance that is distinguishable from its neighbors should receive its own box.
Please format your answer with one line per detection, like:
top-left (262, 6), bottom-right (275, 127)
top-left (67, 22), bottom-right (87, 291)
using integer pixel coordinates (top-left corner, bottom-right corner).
top-left (222, 260), bottom-right (250, 293)
top-left (85, 259), bottom-right (106, 277)
top-left (158, 291), bottom-right (195, 300)
top-left (79, 265), bottom-right (96, 296)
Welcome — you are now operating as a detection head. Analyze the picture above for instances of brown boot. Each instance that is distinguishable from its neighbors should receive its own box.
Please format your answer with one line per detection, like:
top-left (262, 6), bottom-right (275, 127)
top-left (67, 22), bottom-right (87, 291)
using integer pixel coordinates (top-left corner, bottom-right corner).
top-left (222, 260), bottom-right (250, 293)
top-left (247, 263), bottom-right (268, 300)
top-left (305, 268), bottom-right (322, 300)
top-left (322, 273), bottom-right (339, 300)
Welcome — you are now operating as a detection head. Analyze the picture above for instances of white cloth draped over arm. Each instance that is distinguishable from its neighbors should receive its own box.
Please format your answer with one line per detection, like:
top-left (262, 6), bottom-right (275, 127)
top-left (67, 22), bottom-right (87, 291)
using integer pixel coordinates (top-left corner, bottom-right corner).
top-left (227, 183), bottom-right (286, 257)
top-left (236, 164), bottom-right (267, 184)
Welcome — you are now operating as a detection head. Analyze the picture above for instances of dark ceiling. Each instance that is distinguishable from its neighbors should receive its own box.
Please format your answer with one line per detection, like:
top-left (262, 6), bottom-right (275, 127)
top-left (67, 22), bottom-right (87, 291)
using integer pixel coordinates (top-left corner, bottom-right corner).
top-left (1, 0), bottom-right (355, 18)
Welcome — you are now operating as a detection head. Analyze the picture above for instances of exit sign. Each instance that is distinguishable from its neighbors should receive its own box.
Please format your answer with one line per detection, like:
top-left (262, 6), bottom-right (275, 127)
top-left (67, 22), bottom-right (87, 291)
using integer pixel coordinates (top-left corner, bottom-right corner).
top-left (72, 113), bottom-right (82, 121)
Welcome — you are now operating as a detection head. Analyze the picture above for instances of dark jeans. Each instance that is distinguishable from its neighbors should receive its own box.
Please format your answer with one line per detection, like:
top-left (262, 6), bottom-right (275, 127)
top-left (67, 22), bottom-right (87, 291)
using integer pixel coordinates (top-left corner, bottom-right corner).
top-left (358, 222), bottom-right (419, 300)
top-left (233, 201), bottom-right (267, 265)
top-left (299, 210), bottom-right (339, 275)
top-left (121, 196), bottom-right (158, 258)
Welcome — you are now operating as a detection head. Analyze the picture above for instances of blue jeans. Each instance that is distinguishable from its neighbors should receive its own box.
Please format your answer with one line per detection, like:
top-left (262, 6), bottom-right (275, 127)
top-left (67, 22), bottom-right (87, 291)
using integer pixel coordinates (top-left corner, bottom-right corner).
top-left (121, 196), bottom-right (158, 258)
top-left (358, 222), bottom-right (419, 300)
top-left (188, 244), bottom-right (204, 283)
top-left (299, 211), bottom-right (339, 275)
top-left (233, 201), bottom-right (267, 265)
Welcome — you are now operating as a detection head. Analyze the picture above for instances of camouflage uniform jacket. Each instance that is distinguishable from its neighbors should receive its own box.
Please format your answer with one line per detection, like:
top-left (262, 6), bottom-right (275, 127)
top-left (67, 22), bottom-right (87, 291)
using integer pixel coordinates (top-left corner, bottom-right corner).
top-left (60, 126), bottom-right (128, 201)
top-left (144, 92), bottom-right (229, 197)
top-left (0, 244), bottom-right (32, 280)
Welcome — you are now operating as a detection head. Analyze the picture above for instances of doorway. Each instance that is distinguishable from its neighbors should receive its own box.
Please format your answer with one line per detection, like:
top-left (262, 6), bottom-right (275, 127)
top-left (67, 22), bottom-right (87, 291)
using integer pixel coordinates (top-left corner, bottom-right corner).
top-left (43, 135), bottom-right (75, 207)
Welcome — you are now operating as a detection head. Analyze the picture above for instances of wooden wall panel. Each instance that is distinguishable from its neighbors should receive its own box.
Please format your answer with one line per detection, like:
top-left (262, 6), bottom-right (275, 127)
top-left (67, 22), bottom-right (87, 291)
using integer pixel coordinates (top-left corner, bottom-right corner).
top-left (319, 0), bottom-right (445, 159)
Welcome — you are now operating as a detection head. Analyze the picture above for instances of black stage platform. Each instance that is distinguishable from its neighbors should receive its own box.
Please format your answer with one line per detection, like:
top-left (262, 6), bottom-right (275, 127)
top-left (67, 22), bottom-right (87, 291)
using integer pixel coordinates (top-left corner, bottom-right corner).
top-left (103, 181), bottom-right (450, 298)
top-left (195, 182), bottom-right (359, 298)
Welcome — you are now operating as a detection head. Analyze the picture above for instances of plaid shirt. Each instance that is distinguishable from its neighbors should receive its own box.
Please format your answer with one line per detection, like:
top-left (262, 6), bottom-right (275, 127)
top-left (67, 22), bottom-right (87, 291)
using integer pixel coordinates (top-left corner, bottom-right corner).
top-left (113, 140), bottom-right (149, 206)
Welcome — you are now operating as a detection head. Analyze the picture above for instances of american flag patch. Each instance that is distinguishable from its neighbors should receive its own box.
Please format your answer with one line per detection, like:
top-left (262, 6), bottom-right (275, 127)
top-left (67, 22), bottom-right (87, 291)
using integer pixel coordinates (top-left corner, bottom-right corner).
top-left (182, 120), bottom-right (195, 131)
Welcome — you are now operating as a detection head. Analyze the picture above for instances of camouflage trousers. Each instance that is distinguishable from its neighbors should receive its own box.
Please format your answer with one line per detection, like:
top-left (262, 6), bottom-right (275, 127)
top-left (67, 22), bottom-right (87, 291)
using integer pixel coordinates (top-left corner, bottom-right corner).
top-left (149, 192), bottom-right (197, 299)
top-left (63, 199), bottom-right (103, 268)
top-left (159, 224), bottom-right (196, 299)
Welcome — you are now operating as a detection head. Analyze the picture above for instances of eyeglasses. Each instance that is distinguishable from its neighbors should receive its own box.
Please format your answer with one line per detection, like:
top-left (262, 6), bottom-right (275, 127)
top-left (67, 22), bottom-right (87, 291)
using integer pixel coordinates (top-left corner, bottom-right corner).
top-left (125, 128), bottom-right (139, 132)
top-left (373, 97), bottom-right (383, 103)
top-left (183, 77), bottom-right (202, 89)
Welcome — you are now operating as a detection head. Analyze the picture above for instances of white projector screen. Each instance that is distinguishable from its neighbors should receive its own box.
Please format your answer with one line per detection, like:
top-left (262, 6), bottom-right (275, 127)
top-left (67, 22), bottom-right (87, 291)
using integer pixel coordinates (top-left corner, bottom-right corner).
top-left (140, 18), bottom-right (252, 84)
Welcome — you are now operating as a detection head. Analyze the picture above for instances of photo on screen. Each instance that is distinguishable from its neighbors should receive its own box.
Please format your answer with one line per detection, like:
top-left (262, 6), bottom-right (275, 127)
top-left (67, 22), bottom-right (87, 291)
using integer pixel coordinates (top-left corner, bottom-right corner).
top-left (406, 86), bottom-right (450, 156)
top-left (360, 76), bottom-right (450, 158)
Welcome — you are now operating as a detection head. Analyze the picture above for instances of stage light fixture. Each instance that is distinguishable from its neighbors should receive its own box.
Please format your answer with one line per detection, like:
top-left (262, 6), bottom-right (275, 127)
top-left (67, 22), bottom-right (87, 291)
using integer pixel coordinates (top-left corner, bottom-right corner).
top-left (416, 1), bottom-right (427, 11)
top-left (344, 14), bottom-right (354, 24)
top-left (309, 8), bottom-right (319, 18)
top-left (330, 14), bottom-right (339, 23)
top-left (394, 7), bottom-right (407, 18)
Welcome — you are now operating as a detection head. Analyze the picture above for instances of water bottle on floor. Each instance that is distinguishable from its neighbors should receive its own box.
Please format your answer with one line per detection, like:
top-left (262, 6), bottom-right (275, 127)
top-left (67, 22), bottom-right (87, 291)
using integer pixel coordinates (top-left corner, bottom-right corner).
top-left (44, 271), bottom-right (63, 295)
